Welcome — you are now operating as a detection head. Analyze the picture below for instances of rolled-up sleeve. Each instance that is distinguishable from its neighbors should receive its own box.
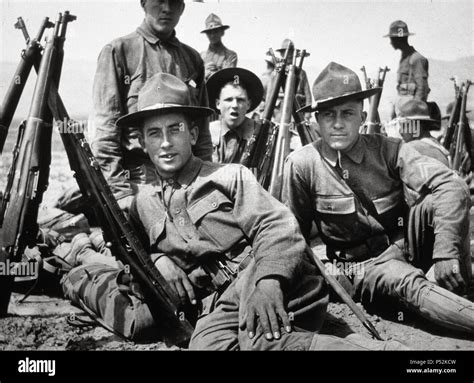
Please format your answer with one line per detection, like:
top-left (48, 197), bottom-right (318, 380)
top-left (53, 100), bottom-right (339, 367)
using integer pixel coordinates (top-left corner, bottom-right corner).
top-left (225, 165), bottom-right (306, 284)
top-left (397, 143), bottom-right (470, 260)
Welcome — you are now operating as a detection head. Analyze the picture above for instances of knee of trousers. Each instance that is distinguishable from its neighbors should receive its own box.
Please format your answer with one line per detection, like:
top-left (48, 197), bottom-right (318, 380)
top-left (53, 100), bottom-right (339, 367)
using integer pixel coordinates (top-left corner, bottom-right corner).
top-left (61, 264), bottom-right (159, 341)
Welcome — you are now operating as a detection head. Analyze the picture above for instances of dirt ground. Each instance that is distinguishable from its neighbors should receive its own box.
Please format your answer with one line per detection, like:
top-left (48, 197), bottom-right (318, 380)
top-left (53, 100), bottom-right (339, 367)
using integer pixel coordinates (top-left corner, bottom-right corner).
top-left (0, 131), bottom-right (473, 351)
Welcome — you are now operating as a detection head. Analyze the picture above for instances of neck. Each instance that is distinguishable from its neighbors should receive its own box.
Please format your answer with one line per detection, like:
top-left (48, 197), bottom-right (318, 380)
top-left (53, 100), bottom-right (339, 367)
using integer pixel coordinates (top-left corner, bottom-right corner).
top-left (145, 19), bottom-right (174, 41)
top-left (210, 40), bottom-right (224, 49)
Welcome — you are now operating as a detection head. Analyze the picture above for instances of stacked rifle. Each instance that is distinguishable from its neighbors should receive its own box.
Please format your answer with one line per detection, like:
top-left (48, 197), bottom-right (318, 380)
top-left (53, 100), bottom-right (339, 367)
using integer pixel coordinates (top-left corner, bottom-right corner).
top-left (0, 13), bottom-right (192, 345)
top-left (360, 66), bottom-right (390, 134)
top-left (240, 42), bottom-right (318, 198)
top-left (443, 78), bottom-right (473, 175)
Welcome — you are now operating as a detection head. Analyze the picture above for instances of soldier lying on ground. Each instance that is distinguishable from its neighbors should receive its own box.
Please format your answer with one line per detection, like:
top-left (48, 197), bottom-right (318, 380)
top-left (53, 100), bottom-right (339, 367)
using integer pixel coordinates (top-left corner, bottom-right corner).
top-left (283, 62), bottom-right (474, 336)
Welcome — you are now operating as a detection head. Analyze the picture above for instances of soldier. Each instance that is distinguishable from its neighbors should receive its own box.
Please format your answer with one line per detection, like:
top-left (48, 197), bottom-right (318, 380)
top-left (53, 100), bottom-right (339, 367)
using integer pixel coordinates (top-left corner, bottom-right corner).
top-left (274, 38), bottom-right (312, 121)
top-left (62, 73), bottom-right (406, 350)
top-left (283, 62), bottom-right (474, 336)
top-left (394, 100), bottom-right (449, 167)
top-left (384, 20), bottom-right (430, 112)
top-left (206, 67), bottom-right (264, 163)
top-left (200, 13), bottom-right (238, 81)
top-left (90, 0), bottom-right (212, 211)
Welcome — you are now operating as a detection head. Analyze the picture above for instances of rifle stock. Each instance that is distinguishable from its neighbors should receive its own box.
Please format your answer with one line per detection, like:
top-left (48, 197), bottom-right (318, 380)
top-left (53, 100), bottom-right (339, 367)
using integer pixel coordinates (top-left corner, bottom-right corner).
top-left (452, 81), bottom-right (472, 172)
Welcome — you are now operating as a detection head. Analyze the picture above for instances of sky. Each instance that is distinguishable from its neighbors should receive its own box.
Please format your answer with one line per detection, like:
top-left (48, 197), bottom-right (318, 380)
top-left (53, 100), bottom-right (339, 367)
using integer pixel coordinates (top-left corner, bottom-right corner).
top-left (0, 0), bottom-right (473, 117)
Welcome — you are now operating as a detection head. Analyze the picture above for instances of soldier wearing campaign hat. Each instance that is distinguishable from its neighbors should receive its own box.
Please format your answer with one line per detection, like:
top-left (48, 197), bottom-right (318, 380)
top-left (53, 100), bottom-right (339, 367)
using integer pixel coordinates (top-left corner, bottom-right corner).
top-left (200, 13), bottom-right (238, 81)
top-left (384, 20), bottom-right (430, 111)
top-left (284, 62), bottom-right (474, 337)
top-left (206, 67), bottom-right (264, 163)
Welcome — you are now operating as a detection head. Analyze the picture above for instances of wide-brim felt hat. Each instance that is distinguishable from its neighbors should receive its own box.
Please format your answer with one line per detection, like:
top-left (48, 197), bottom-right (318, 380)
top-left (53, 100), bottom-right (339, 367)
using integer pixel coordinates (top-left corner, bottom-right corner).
top-left (384, 20), bottom-right (414, 38)
top-left (206, 67), bottom-right (264, 113)
top-left (116, 73), bottom-right (213, 128)
top-left (201, 13), bottom-right (230, 33)
top-left (297, 62), bottom-right (382, 113)
top-left (394, 99), bottom-right (441, 130)
top-left (442, 100), bottom-right (471, 120)
top-left (275, 38), bottom-right (294, 53)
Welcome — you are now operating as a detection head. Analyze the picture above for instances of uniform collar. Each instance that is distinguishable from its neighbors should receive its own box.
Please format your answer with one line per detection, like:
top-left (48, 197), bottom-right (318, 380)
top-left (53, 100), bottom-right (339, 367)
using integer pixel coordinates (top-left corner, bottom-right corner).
top-left (152, 156), bottom-right (202, 193)
top-left (401, 45), bottom-right (416, 60)
top-left (208, 41), bottom-right (225, 51)
top-left (318, 134), bottom-right (366, 165)
top-left (137, 20), bottom-right (180, 47)
top-left (220, 117), bottom-right (254, 140)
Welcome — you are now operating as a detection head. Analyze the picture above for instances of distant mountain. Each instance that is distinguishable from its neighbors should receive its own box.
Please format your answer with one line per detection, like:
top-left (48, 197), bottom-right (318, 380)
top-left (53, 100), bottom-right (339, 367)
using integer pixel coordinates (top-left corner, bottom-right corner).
top-left (1, 55), bottom-right (472, 124)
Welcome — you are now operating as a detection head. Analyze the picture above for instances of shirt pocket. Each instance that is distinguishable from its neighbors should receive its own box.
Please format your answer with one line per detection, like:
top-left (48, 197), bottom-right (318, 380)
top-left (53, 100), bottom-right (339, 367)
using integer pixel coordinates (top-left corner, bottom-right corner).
top-left (187, 190), bottom-right (243, 252)
top-left (184, 72), bottom-right (200, 105)
top-left (372, 190), bottom-right (403, 215)
top-left (315, 195), bottom-right (356, 215)
top-left (126, 71), bottom-right (144, 111)
top-left (148, 216), bottom-right (166, 248)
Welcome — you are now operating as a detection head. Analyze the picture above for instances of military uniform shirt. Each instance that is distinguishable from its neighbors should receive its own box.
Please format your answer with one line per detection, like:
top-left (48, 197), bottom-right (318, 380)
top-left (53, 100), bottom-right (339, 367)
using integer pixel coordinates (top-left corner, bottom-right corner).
top-left (200, 42), bottom-right (238, 81)
top-left (282, 134), bottom-right (470, 262)
top-left (210, 117), bottom-right (261, 163)
top-left (131, 155), bottom-right (305, 287)
top-left (91, 21), bottom-right (213, 197)
top-left (397, 46), bottom-right (430, 101)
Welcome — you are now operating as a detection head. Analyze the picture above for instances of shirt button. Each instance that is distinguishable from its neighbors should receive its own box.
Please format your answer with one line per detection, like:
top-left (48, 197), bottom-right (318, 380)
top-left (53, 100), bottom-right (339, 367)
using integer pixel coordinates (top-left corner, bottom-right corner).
top-left (211, 202), bottom-right (218, 208)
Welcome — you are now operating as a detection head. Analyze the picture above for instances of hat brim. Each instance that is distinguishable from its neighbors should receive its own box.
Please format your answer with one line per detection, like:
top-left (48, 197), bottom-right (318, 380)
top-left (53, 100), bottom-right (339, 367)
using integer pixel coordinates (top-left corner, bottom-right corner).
top-left (297, 87), bottom-right (382, 113)
top-left (442, 110), bottom-right (471, 120)
top-left (394, 117), bottom-right (441, 131)
top-left (383, 32), bottom-right (415, 38)
top-left (116, 105), bottom-right (214, 128)
top-left (206, 67), bottom-right (264, 113)
top-left (201, 25), bottom-right (230, 33)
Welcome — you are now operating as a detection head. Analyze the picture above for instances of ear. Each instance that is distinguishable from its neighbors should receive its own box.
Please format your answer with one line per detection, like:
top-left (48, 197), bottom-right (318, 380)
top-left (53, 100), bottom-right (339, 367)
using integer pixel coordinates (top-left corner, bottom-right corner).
top-left (215, 98), bottom-right (222, 111)
top-left (361, 110), bottom-right (367, 125)
top-left (189, 123), bottom-right (199, 146)
top-left (245, 98), bottom-right (252, 112)
top-left (179, 2), bottom-right (185, 16)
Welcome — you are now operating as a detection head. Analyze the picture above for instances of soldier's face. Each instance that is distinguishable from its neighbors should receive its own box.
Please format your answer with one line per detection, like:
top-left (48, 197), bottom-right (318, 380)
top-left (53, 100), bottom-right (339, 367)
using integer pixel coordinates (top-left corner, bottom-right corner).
top-left (216, 84), bottom-right (251, 129)
top-left (143, 0), bottom-right (185, 37)
top-left (390, 37), bottom-right (402, 49)
top-left (140, 112), bottom-right (198, 179)
top-left (316, 101), bottom-right (365, 153)
top-left (205, 29), bottom-right (224, 44)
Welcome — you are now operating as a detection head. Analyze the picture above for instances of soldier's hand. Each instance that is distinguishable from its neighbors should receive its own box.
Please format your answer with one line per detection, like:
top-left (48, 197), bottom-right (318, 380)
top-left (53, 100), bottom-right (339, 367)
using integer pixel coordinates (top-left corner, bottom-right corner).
top-left (434, 259), bottom-right (467, 294)
top-left (154, 256), bottom-right (197, 306)
top-left (239, 277), bottom-right (292, 341)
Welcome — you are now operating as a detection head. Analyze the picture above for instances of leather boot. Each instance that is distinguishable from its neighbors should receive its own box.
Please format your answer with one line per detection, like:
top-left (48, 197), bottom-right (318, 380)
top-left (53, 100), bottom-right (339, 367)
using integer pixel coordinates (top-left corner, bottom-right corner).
top-left (310, 333), bottom-right (409, 350)
top-left (418, 283), bottom-right (474, 334)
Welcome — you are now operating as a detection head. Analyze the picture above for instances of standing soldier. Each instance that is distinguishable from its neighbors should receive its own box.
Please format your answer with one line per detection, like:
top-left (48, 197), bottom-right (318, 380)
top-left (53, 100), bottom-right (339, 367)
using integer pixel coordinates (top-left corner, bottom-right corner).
top-left (200, 13), bottom-right (238, 81)
top-left (384, 20), bottom-right (430, 113)
top-left (206, 67), bottom-right (264, 163)
top-left (90, 0), bottom-right (212, 211)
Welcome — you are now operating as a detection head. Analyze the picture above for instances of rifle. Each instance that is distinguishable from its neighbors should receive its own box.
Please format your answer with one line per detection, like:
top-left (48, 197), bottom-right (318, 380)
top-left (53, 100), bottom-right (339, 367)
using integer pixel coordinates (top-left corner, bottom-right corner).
top-left (240, 47), bottom-right (291, 173)
top-left (0, 12), bottom-right (73, 316)
top-left (444, 78), bottom-right (463, 150)
top-left (0, 17), bottom-right (54, 154)
top-left (365, 66), bottom-right (389, 134)
top-left (452, 81), bottom-right (472, 173)
top-left (268, 44), bottom-right (297, 200)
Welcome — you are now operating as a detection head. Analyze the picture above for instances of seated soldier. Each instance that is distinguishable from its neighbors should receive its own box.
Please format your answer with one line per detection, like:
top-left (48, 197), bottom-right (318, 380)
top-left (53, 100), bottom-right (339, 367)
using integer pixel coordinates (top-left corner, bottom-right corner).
top-left (283, 62), bottom-right (474, 336)
top-left (206, 67), bottom-right (263, 163)
top-left (61, 73), bottom-right (406, 350)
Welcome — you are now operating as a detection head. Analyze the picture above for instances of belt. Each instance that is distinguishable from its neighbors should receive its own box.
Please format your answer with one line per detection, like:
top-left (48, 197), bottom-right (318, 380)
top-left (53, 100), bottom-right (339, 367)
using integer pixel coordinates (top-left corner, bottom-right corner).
top-left (201, 251), bottom-right (253, 293)
top-left (327, 232), bottom-right (403, 263)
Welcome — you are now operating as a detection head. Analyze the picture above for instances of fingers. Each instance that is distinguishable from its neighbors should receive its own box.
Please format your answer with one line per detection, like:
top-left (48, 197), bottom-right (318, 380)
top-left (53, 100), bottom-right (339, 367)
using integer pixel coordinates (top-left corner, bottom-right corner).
top-left (257, 309), bottom-right (273, 341)
top-left (173, 280), bottom-right (188, 306)
top-left (181, 275), bottom-right (197, 305)
top-left (266, 308), bottom-right (280, 340)
top-left (277, 307), bottom-right (292, 334)
top-left (245, 308), bottom-right (257, 339)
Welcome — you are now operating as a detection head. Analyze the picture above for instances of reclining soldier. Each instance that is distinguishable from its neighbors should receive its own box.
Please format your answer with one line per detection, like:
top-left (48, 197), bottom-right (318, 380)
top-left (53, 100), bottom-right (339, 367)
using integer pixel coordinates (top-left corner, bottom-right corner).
top-left (61, 73), bottom-right (407, 350)
top-left (283, 62), bottom-right (474, 336)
